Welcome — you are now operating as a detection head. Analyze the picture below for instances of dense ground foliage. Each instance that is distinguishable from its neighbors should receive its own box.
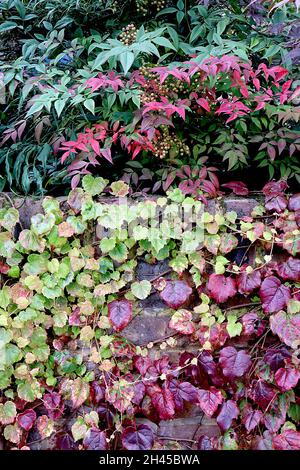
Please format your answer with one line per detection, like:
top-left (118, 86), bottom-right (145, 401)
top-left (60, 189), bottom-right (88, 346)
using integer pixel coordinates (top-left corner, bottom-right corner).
top-left (0, 1), bottom-right (300, 194)
top-left (0, 178), bottom-right (299, 450)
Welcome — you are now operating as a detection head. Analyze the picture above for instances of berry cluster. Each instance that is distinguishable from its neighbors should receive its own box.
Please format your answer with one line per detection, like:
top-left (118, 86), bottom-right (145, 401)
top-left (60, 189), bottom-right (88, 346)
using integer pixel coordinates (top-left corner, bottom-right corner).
top-left (153, 127), bottom-right (190, 159)
top-left (119, 24), bottom-right (137, 45)
top-left (136, 0), bottom-right (167, 15)
top-left (139, 65), bottom-right (187, 104)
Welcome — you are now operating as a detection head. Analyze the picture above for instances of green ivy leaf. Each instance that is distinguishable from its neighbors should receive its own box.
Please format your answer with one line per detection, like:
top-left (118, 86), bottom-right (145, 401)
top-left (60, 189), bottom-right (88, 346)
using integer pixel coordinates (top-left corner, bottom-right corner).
top-left (131, 280), bottom-right (152, 300)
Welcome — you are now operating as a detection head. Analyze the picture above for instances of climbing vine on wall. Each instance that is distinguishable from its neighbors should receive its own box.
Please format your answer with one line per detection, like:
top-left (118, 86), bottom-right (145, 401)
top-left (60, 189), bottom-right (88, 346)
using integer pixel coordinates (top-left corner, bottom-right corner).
top-left (0, 178), bottom-right (299, 450)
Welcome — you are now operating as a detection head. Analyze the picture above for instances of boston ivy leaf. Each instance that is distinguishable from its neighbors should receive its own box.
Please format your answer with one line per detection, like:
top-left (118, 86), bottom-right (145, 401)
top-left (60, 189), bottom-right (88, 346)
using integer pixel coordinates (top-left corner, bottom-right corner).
top-left (249, 381), bottom-right (277, 408)
top-left (151, 385), bottom-right (175, 420)
top-left (82, 175), bottom-right (108, 196)
top-left (270, 311), bottom-right (300, 348)
top-left (131, 280), bottom-right (152, 300)
top-left (3, 423), bottom-right (22, 444)
top-left (198, 387), bottom-right (223, 417)
top-left (259, 276), bottom-right (291, 314)
top-left (17, 409), bottom-right (36, 431)
top-left (288, 193), bottom-right (300, 212)
top-left (83, 428), bottom-right (107, 450)
top-left (216, 400), bottom-right (239, 433)
top-left (159, 280), bottom-right (192, 309)
top-left (237, 269), bottom-right (261, 295)
top-left (221, 181), bottom-right (249, 196)
top-left (207, 274), bottom-right (237, 304)
top-left (275, 367), bottom-right (300, 391)
top-left (169, 309), bottom-right (195, 335)
top-left (168, 379), bottom-right (199, 411)
top-left (277, 257), bottom-right (300, 282)
top-left (122, 424), bottom-right (154, 450)
top-left (108, 299), bottom-right (133, 332)
top-left (273, 429), bottom-right (300, 450)
top-left (219, 346), bottom-right (251, 378)
top-left (43, 392), bottom-right (64, 420)
top-left (219, 233), bottom-right (238, 254)
top-left (0, 401), bottom-right (17, 425)
top-left (264, 347), bottom-right (291, 372)
top-left (242, 406), bottom-right (263, 432)
top-left (265, 195), bottom-right (287, 213)
top-left (70, 378), bottom-right (90, 408)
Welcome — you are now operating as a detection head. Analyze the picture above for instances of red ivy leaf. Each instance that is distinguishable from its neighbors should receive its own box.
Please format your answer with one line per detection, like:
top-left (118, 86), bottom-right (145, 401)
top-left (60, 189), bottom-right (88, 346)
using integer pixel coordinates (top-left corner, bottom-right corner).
top-left (151, 386), bottom-right (175, 420)
top-left (17, 409), bottom-right (36, 431)
top-left (265, 195), bottom-right (288, 213)
top-left (237, 270), bottom-right (261, 295)
top-left (122, 424), bottom-right (154, 451)
top-left (219, 346), bottom-right (251, 378)
top-left (270, 311), bottom-right (300, 348)
top-left (216, 400), bottom-right (239, 433)
top-left (207, 274), bottom-right (237, 303)
top-left (242, 312), bottom-right (266, 337)
top-left (159, 280), bottom-right (192, 309)
top-left (169, 309), bottom-right (195, 335)
top-left (198, 387), bottom-right (223, 417)
top-left (288, 193), bottom-right (300, 212)
top-left (108, 299), bottom-right (133, 332)
top-left (221, 181), bottom-right (249, 196)
top-left (273, 430), bottom-right (300, 450)
top-left (169, 379), bottom-right (199, 411)
top-left (83, 429), bottom-right (107, 450)
top-left (275, 367), bottom-right (300, 391)
top-left (250, 381), bottom-right (277, 408)
top-left (259, 276), bottom-right (291, 314)
top-left (277, 257), bottom-right (300, 282)
top-left (242, 407), bottom-right (263, 432)
top-left (43, 392), bottom-right (64, 420)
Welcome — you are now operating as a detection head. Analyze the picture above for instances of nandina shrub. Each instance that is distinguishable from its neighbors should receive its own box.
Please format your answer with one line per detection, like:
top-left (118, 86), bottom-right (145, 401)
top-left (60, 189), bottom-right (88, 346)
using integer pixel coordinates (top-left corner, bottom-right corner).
top-left (0, 177), bottom-right (299, 450)
top-left (60, 55), bottom-right (300, 188)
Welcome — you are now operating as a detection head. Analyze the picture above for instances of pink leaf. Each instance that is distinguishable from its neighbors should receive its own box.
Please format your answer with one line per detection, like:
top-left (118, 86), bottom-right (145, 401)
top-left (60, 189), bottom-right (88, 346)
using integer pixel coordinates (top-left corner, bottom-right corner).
top-left (207, 274), bottom-right (237, 303)
top-left (108, 300), bottom-right (133, 332)
top-left (259, 276), bottom-right (291, 314)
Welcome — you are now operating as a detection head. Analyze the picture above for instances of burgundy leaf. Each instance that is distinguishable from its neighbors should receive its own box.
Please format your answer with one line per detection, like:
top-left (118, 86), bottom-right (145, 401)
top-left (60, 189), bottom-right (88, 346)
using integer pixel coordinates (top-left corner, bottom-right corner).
top-left (270, 311), bottom-right (300, 348)
top-left (159, 280), bottom-right (192, 309)
top-left (264, 347), bottom-right (291, 372)
top-left (221, 181), bottom-right (249, 196)
top-left (288, 193), bottom-right (300, 212)
top-left (252, 431), bottom-right (273, 450)
top-left (17, 409), bottom-right (36, 431)
top-left (207, 274), bottom-right (237, 304)
top-left (151, 386), bottom-right (175, 420)
top-left (277, 257), bottom-right (300, 282)
top-left (169, 379), bottom-right (199, 411)
top-left (265, 195), bottom-right (288, 213)
top-left (169, 309), bottom-right (195, 335)
top-left (219, 346), bottom-right (251, 378)
top-left (108, 299), bottom-right (133, 332)
top-left (216, 400), bottom-right (239, 433)
top-left (273, 430), bottom-right (300, 450)
top-left (242, 312), bottom-right (266, 337)
top-left (237, 270), bottom-right (261, 295)
top-left (262, 180), bottom-right (288, 196)
top-left (198, 435), bottom-right (217, 450)
top-left (198, 387), bottom-right (223, 417)
top-left (43, 392), bottom-right (64, 420)
top-left (275, 366), bottom-right (300, 391)
top-left (90, 381), bottom-right (105, 404)
top-left (242, 407), bottom-right (263, 432)
top-left (122, 424), bottom-right (154, 450)
top-left (250, 381), bottom-right (277, 408)
top-left (83, 428), bottom-right (107, 450)
top-left (259, 276), bottom-right (291, 314)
